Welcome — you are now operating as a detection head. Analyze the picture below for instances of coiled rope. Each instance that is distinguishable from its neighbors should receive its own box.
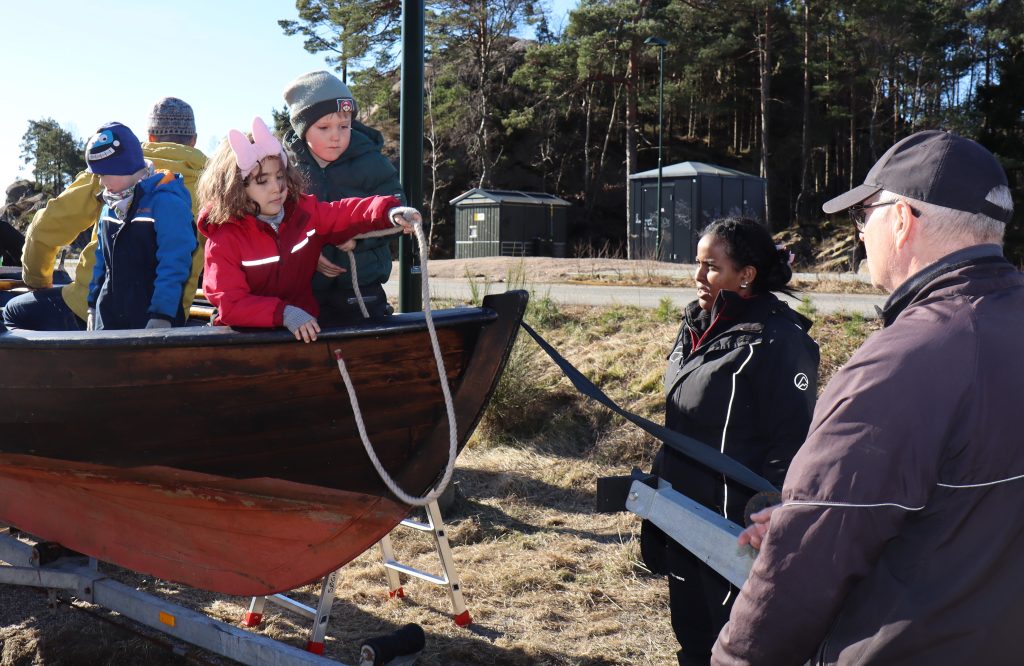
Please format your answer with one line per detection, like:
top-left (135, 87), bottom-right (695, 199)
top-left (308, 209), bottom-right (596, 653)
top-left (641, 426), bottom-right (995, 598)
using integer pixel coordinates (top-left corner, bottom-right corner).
top-left (333, 222), bottom-right (458, 506)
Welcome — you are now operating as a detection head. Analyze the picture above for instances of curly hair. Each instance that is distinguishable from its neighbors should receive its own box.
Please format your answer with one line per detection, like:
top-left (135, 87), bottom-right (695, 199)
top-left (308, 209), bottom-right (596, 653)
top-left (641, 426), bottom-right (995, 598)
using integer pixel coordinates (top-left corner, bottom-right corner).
top-left (197, 135), bottom-right (305, 225)
top-left (700, 217), bottom-right (796, 297)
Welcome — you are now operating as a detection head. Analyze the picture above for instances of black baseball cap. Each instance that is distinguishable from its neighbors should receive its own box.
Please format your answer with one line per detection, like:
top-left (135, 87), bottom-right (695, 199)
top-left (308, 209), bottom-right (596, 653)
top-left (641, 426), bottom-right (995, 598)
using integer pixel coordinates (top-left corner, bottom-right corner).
top-left (822, 130), bottom-right (1012, 223)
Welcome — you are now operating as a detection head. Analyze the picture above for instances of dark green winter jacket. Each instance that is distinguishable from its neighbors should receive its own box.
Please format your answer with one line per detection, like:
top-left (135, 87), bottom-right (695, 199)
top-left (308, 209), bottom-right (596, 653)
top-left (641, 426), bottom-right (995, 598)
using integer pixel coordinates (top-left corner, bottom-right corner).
top-left (284, 121), bottom-right (405, 298)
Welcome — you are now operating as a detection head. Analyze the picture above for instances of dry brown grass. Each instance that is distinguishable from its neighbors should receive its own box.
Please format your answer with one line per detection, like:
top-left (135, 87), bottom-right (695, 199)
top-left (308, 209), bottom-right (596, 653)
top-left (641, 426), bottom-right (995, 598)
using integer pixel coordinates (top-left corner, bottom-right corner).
top-left (788, 279), bottom-right (885, 296)
top-left (0, 303), bottom-right (874, 665)
top-left (427, 257), bottom-right (884, 295)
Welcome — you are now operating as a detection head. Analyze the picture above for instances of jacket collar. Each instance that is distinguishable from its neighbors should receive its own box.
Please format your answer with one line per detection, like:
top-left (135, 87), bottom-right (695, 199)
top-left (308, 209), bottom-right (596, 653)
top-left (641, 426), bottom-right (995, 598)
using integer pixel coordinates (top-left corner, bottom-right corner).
top-left (880, 244), bottom-right (1007, 326)
top-left (685, 289), bottom-right (812, 339)
top-left (140, 142), bottom-right (208, 172)
top-left (283, 120), bottom-right (383, 166)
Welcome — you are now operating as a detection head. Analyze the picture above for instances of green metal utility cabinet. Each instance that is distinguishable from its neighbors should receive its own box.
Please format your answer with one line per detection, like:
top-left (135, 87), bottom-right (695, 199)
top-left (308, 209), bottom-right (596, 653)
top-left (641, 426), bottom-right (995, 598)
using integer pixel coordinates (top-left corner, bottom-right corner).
top-left (451, 189), bottom-right (571, 259)
top-left (628, 161), bottom-right (766, 262)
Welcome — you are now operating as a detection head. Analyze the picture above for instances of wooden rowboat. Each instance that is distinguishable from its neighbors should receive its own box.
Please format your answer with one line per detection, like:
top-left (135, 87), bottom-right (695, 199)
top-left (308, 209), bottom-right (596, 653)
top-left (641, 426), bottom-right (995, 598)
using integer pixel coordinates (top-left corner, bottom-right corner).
top-left (0, 288), bottom-right (528, 596)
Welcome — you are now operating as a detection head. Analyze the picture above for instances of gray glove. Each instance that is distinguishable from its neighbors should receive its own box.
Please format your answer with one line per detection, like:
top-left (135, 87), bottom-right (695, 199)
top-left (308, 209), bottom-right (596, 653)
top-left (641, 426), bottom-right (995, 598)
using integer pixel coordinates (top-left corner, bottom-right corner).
top-left (387, 206), bottom-right (421, 226)
top-left (86, 308), bottom-right (95, 332)
top-left (145, 318), bottom-right (172, 330)
top-left (282, 305), bottom-right (316, 335)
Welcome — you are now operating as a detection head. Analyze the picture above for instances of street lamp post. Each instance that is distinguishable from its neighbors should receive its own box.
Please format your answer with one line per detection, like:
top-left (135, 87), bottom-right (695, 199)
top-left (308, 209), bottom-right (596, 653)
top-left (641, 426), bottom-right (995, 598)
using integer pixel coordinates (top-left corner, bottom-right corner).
top-left (645, 36), bottom-right (667, 261)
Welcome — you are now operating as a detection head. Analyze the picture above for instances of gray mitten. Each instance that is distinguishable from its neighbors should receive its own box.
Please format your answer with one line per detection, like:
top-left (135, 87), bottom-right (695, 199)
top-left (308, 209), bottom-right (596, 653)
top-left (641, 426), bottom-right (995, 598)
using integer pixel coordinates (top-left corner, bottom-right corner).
top-left (387, 206), bottom-right (421, 226)
top-left (282, 305), bottom-right (316, 335)
top-left (145, 318), bottom-right (172, 330)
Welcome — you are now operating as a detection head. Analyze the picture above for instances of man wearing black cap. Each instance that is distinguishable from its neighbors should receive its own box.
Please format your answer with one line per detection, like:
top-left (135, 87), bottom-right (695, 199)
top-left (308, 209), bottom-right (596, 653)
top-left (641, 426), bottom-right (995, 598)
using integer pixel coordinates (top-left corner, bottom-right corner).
top-left (711, 131), bottom-right (1024, 665)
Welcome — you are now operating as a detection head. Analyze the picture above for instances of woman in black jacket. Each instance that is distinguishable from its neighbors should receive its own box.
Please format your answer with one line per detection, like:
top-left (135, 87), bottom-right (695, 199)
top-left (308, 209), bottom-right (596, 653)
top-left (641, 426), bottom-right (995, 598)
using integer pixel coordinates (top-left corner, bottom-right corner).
top-left (642, 217), bottom-right (819, 666)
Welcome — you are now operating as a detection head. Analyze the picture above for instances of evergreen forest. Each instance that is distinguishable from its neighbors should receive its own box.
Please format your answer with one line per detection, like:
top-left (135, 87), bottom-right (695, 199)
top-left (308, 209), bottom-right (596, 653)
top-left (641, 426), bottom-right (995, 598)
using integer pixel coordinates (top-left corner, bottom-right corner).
top-left (281, 0), bottom-right (1024, 261)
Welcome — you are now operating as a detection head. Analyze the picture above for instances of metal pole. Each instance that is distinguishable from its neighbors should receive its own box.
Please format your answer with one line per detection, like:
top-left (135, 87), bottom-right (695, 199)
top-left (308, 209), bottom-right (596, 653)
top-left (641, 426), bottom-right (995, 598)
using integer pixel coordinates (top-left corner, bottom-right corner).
top-left (399, 0), bottom-right (425, 313)
top-left (655, 45), bottom-right (665, 261)
top-left (644, 36), bottom-right (668, 262)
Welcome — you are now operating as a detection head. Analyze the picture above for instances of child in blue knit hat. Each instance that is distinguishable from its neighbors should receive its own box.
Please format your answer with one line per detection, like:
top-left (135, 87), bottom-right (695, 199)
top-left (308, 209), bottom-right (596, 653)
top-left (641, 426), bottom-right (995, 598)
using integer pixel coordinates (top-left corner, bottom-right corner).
top-left (84, 122), bottom-right (196, 331)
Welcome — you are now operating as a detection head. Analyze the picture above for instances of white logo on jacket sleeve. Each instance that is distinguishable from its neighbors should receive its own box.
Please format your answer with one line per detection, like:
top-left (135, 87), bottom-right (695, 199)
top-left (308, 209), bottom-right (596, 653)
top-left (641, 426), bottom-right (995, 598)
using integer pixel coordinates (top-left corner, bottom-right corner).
top-left (794, 373), bottom-right (810, 391)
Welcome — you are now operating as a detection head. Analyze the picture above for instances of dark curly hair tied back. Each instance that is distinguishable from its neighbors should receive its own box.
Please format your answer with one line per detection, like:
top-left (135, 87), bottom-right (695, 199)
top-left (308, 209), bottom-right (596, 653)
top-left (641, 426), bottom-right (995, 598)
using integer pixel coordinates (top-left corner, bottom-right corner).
top-left (700, 217), bottom-right (797, 297)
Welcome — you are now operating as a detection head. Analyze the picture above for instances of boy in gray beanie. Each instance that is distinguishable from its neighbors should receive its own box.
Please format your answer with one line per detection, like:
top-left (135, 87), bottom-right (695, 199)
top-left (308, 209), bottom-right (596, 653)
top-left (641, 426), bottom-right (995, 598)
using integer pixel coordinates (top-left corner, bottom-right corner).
top-left (282, 70), bottom-right (405, 324)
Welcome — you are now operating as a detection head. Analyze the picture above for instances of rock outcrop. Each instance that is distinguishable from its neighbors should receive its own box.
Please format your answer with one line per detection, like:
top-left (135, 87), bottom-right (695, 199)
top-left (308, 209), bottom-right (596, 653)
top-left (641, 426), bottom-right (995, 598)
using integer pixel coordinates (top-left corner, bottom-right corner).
top-left (2, 180), bottom-right (48, 232)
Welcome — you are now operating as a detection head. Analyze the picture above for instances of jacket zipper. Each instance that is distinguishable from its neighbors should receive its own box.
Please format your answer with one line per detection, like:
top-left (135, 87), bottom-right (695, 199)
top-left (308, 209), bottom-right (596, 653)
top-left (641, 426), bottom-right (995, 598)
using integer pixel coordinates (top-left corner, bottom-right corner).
top-left (815, 621), bottom-right (838, 665)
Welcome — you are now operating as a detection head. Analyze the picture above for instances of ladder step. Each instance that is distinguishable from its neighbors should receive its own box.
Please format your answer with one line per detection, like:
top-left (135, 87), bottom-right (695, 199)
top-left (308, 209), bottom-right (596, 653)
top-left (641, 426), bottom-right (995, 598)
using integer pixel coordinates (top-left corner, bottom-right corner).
top-left (242, 498), bottom-right (469, 651)
top-left (398, 519), bottom-right (434, 532)
top-left (267, 593), bottom-right (317, 620)
top-left (382, 561), bottom-right (448, 586)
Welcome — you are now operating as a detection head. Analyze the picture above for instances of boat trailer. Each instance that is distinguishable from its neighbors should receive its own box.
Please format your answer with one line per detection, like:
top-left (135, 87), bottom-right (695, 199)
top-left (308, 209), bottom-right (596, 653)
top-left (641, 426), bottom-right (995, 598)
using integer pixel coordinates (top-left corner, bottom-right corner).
top-left (0, 526), bottom-right (430, 665)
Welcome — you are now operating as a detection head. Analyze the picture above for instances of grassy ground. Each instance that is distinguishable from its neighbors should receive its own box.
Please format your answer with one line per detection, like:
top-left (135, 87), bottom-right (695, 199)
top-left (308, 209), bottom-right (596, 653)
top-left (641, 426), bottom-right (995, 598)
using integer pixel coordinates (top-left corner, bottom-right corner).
top-left (0, 296), bottom-right (876, 665)
top-left (563, 268), bottom-right (884, 296)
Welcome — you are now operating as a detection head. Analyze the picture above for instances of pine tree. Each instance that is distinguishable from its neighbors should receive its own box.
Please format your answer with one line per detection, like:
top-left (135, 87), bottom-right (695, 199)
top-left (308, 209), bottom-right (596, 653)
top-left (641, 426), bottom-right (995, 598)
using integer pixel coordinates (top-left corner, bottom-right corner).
top-left (19, 119), bottom-right (84, 196)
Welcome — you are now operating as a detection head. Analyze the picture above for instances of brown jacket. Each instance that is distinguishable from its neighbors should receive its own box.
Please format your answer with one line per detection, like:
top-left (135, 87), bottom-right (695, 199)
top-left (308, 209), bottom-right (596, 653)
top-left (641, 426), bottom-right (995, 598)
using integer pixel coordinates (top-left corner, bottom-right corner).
top-left (714, 245), bottom-right (1024, 665)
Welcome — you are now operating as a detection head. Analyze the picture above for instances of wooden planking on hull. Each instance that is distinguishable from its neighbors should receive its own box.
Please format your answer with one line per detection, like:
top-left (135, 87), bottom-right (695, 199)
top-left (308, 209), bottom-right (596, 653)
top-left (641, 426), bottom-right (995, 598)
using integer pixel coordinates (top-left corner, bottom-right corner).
top-left (0, 291), bottom-right (529, 594)
top-left (0, 454), bottom-right (408, 594)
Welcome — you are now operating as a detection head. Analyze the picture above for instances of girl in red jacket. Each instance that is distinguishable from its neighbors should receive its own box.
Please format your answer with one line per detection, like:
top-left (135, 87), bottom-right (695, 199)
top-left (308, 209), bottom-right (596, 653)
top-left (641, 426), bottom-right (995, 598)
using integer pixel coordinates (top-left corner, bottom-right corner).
top-left (196, 117), bottom-right (418, 342)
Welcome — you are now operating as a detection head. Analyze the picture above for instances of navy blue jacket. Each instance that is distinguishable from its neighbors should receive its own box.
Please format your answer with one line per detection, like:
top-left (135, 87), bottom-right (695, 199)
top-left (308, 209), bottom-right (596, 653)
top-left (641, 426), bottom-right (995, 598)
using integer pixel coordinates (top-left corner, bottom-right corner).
top-left (88, 171), bottom-right (195, 329)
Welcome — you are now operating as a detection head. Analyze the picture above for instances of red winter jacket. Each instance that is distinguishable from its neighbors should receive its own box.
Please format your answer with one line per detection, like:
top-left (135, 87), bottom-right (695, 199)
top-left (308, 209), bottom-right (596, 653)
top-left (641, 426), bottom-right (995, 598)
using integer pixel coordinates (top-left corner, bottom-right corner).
top-left (199, 193), bottom-right (399, 327)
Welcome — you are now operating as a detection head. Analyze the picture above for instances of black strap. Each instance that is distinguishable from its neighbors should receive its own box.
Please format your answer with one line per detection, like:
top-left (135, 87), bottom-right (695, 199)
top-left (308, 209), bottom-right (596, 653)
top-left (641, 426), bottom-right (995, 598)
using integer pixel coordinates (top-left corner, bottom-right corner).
top-left (521, 323), bottom-right (778, 493)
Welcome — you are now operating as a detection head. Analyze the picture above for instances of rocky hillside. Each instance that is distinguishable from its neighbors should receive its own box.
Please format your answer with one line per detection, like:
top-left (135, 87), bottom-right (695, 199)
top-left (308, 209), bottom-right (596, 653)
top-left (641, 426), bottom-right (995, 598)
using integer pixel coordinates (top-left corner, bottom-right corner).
top-left (1, 180), bottom-right (93, 262)
top-left (2, 180), bottom-right (47, 232)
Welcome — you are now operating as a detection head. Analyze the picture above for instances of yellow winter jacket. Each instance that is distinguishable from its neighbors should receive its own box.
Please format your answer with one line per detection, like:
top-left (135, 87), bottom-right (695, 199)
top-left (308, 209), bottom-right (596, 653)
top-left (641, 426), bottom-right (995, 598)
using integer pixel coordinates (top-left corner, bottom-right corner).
top-left (20, 142), bottom-right (207, 320)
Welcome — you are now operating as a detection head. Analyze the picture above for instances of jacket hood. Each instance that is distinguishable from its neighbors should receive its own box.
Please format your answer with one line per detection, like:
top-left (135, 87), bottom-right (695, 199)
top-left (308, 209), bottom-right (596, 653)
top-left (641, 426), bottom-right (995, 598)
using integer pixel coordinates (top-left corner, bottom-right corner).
top-left (141, 142), bottom-right (207, 178)
top-left (198, 203), bottom-right (247, 239)
top-left (284, 119), bottom-right (386, 166)
top-left (197, 204), bottom-right (215, 238)
top-left (137, 170), bottom-right (191, 208)
top-left (880, 244), bottom-right (1009, 326)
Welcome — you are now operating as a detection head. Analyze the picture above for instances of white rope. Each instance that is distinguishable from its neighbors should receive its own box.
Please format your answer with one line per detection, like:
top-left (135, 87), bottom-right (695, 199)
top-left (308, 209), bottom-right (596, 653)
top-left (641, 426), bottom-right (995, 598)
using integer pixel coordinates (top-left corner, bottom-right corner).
top-left (344, 249), bottom-right (370, 319)
top-left (343, 224), bottom-right (408, 320)
top-left (334, 222), bottom-right (458, 506)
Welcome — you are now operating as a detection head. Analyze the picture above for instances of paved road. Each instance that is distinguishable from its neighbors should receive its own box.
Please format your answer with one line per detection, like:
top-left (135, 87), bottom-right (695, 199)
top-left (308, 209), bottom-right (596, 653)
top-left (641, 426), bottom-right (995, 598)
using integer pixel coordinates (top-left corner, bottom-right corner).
top-left (59, 258), bottom-right (882, 316)
top-left (387, 278), bottom-right (886, 317)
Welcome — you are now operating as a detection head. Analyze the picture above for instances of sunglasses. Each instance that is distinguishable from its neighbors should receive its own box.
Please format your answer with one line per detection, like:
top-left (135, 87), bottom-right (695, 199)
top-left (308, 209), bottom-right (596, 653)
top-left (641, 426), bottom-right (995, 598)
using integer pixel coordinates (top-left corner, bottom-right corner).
top-left (849, 200), bottom-right (921, 231)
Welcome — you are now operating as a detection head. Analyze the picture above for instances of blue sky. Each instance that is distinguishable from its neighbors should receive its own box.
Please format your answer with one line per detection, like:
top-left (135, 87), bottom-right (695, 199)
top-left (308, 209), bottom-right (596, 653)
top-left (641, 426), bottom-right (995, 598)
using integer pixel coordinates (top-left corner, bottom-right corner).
top-left (0, 0), bottom-right (576, 192)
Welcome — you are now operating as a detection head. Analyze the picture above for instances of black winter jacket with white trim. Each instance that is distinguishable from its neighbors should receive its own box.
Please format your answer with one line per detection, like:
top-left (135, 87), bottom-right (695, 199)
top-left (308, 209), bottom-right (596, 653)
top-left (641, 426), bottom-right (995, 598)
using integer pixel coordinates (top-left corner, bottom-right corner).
top-left (643, 289), bottom-right (818, 576)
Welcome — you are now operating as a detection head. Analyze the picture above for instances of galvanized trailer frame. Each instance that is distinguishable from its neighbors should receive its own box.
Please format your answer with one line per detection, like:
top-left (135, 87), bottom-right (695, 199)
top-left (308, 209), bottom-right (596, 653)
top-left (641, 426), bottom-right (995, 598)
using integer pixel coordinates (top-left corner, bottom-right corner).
top-left (0, 528), bottom-right (347, 666)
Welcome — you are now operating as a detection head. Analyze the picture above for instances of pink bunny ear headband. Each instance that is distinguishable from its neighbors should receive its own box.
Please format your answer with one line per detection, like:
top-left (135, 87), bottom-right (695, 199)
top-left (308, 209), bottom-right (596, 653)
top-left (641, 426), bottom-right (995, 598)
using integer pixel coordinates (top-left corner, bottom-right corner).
top-left (228, 117), bottom-right (288, 178)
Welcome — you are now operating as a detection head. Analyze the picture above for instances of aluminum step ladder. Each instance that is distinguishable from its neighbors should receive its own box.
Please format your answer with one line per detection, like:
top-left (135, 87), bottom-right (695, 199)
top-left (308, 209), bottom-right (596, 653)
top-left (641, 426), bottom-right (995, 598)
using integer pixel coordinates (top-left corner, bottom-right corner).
top-left (244, 499), bottom-right (470, 655)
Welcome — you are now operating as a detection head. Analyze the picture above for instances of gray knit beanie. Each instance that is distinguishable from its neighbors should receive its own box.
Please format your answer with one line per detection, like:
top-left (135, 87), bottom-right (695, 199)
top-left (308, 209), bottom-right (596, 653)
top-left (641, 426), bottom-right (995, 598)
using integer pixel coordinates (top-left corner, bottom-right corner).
top-left (283, 71), bottom-right (358, 139)
top-left (147, 97), bottom-right (196, 137)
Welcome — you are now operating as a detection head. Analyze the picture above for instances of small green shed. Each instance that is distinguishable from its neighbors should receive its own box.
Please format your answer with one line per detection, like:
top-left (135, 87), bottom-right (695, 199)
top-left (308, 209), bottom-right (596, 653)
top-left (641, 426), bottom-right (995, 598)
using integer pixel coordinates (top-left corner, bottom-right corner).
top-left (451, 189), bottom-right (571, 259)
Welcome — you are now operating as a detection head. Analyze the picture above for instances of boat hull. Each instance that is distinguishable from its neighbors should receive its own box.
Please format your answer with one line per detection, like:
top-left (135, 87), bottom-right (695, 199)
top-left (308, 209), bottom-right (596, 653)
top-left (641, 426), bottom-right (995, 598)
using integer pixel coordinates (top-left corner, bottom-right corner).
top-left (0, 291), bottom-right (527, 594)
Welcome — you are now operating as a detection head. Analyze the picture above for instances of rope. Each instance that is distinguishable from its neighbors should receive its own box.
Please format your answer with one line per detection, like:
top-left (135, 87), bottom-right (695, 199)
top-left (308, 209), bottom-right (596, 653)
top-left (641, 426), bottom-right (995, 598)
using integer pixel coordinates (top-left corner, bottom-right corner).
top-left (333, 222), bottom-right (458, 506)
top-left (342, 224), bottom-right (408, 319)
top-left (344, 249), bottom-right (370, 319)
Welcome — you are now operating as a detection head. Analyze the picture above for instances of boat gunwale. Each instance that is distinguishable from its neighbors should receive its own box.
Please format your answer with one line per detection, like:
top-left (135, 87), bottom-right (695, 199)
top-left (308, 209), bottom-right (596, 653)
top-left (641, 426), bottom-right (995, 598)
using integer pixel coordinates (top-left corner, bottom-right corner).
top-left (0, 304), bottom-right (499, 350)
